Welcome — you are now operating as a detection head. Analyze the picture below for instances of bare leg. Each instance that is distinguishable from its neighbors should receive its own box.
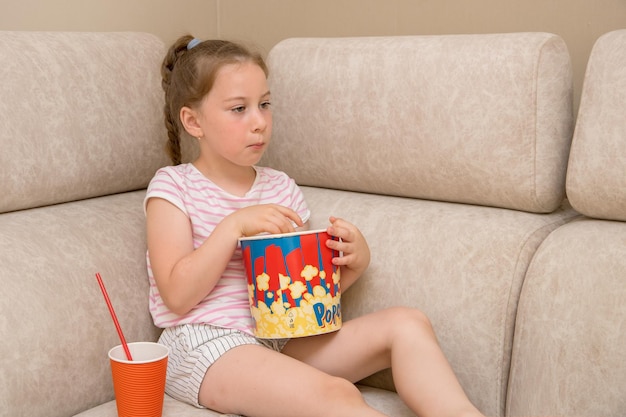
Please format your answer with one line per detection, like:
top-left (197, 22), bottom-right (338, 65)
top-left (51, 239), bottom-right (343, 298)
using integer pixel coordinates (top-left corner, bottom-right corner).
top-left (282, 307), bottom-right (484, 417)
top-left (198, 344), bottom-right (388, 417)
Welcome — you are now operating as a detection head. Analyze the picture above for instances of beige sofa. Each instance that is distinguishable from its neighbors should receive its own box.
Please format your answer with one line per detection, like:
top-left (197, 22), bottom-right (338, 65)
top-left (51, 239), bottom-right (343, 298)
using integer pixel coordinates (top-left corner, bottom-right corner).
top-left (0, 29), bottom-right (624, 417)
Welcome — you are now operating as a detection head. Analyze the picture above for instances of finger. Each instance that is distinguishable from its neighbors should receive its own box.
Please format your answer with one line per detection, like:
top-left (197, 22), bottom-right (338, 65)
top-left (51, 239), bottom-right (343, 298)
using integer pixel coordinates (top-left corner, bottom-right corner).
top-left (274, 205), bottom-right (304, 228)
top-left (325, 235), bottom-right (344, 251)
top-left (251, 210), bottom-right (287, 235)
top-left (327, 221), bottom-right (353, 242)
top-left (331, 251), bottom-right (354, 266)
top-left (266, 213), bottom-right (295, 234)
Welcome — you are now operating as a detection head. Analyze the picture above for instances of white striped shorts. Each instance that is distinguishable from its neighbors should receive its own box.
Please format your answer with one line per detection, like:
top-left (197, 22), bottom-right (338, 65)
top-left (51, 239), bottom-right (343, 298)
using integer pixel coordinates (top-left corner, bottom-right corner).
top-left (158, 323), bottom-right (288, 408)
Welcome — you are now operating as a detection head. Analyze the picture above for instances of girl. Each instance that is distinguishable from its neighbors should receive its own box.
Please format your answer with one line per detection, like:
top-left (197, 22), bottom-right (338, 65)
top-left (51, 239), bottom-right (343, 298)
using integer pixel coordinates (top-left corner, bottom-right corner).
top-left (145, 34), bottom-right (485, 417)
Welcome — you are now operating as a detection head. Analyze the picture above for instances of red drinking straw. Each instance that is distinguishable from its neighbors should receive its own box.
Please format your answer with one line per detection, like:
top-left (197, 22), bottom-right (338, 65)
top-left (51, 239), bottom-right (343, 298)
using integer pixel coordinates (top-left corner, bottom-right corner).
top-left (95, 272), bottom-right (133, 361)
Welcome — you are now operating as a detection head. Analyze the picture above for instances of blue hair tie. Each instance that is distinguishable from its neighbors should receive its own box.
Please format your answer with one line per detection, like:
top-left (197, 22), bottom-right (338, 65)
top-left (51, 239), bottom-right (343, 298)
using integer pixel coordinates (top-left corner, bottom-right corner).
top-left (187, 38), bottom-right (202, 50)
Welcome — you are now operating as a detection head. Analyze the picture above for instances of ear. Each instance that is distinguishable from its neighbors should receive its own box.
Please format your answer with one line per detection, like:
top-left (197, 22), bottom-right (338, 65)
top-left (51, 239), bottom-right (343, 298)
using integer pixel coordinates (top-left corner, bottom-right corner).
top-left (179, 106), bottom-right (203, 138)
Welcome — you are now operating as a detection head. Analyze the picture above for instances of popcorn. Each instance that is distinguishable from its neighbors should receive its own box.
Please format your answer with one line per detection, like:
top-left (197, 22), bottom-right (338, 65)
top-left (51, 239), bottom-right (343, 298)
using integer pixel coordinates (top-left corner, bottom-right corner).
top-left (279, 273), bottom-right (291, 290)
top-left (256, 272), bottom-right (270, 291)
top-left (288, 281), bottom-right (307, 299)
top-left (301, 264), bottom-right (318, 281)
top-left (240, 230), bottom-right (342, 339)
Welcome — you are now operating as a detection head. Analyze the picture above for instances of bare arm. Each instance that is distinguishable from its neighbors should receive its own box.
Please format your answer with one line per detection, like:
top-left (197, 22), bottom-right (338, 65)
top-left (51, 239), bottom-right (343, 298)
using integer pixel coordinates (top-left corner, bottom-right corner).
top-left (146, 197), bottom-right (304, 316)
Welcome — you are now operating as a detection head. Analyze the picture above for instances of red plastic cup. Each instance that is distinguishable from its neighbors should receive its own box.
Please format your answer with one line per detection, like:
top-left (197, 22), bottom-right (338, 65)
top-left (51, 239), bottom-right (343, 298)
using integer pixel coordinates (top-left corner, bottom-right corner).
top-left (108, 342), bottom-right (169, 417)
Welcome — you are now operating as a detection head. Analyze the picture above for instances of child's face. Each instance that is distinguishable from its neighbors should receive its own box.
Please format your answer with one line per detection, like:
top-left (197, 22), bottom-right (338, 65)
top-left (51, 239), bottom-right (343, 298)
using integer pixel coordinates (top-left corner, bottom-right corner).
top-left (195, 61), bottom-right (272, 168)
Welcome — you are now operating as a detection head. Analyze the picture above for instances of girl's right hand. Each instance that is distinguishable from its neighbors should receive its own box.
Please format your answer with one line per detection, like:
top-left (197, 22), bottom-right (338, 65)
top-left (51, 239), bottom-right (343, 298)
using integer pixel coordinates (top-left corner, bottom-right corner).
top-left (225, 204), bottom-right (304, 237)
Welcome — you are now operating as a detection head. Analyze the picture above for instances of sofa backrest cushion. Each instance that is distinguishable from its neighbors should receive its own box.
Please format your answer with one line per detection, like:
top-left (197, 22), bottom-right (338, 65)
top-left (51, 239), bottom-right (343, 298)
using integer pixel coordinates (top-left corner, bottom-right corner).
top-left (566, 29), bottom-right (626, 221)
top-left (0, 31), bottom-right (169, 213)
top-left (262, 33), bottom-right (573, 213)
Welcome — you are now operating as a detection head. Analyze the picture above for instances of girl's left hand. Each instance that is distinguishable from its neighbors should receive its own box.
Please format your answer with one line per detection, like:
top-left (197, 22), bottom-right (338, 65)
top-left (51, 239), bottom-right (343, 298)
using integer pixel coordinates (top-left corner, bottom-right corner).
top-left (325, 216), bottom-right (371, 290)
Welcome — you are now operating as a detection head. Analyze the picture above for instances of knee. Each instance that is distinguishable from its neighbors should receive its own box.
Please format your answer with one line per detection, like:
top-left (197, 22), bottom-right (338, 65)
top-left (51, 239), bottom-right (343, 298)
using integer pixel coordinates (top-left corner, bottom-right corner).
top-left (320, 376), bottom-right (365, 407)
top-left (386, 306), bottom-right (435, 337)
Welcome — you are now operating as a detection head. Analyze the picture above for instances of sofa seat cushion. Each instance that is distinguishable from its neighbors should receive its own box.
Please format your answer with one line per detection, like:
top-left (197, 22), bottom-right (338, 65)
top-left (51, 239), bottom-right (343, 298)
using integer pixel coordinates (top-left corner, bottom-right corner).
top-left (73, 395), bottom-right (214, 417)
top-left (299, 186), bottom-right (579, 416)
top-left (73, 385), bottom-right (415, 417)
top-left (0, 191), bottom-right (161, 417)
top-left (508, 219), bottom-right (626, 417)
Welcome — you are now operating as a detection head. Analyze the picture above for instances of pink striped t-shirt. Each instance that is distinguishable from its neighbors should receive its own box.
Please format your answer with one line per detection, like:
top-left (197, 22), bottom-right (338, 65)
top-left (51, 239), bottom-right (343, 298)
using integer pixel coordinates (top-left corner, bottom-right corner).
top-left (144, 163), bottom-right (311, 334)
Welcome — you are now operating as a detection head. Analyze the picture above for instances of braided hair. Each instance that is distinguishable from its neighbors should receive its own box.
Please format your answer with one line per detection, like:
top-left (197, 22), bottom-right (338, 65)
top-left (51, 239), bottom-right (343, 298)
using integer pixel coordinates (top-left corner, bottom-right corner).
top-left (160, 35), bottom-right (268, 165)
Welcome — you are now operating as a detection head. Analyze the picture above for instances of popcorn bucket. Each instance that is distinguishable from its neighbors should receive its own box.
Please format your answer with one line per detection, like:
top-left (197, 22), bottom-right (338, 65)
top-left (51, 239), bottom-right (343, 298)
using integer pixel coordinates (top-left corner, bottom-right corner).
top-left (240, 229), bottom-right (342, 339)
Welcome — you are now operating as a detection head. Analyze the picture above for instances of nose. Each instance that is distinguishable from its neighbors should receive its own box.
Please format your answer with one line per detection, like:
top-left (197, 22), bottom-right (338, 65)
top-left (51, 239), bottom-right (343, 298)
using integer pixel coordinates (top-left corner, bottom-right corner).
top-left (251, 108), bottom-right (268, 133)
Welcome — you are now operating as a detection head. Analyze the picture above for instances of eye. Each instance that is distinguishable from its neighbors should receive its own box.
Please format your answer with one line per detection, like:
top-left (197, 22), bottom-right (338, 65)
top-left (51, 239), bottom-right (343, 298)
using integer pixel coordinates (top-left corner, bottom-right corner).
top-left (260, 101), bottom-right (272, 110)
top-left (231, 105), bottom-right (246, 113)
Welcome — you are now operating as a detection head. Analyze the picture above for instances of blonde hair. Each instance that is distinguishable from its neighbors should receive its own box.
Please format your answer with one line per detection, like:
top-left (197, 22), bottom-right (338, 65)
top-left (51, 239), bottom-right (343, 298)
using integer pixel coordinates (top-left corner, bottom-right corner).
top-left (160, 35), bottom-right (268, 165)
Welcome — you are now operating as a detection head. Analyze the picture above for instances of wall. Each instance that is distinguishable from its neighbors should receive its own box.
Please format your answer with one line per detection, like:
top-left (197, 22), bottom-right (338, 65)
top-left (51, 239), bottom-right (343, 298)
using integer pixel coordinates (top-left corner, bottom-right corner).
top-left (2, 0), bottom-right (626, 110)
top-left (0, 0), bottom-right (219, 45)
top-left (217, 0), bottom-right (626, 111)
